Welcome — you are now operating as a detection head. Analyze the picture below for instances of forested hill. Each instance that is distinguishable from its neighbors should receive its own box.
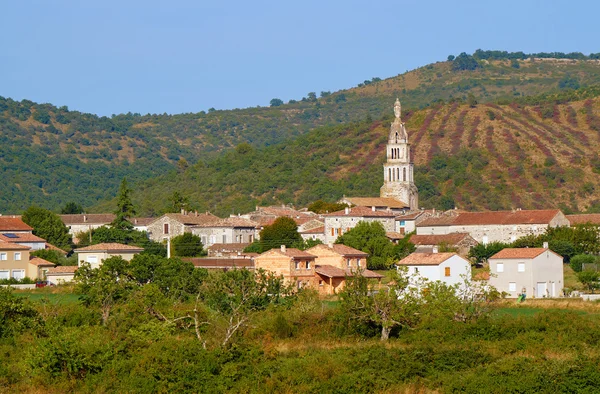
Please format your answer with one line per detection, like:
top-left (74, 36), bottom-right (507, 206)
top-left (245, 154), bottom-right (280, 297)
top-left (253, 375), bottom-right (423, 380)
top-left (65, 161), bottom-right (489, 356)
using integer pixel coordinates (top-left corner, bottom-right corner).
top-left (2, 51), bottom-right (600, 212)
top-left (119, 89), bottom-right (600, 217)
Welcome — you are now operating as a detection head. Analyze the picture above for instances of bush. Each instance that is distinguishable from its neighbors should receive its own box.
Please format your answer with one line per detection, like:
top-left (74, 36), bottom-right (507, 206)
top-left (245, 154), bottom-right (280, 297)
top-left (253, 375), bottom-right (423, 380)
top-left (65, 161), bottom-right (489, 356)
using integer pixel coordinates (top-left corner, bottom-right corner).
top-left (570, 254), bottom-right (598, 272)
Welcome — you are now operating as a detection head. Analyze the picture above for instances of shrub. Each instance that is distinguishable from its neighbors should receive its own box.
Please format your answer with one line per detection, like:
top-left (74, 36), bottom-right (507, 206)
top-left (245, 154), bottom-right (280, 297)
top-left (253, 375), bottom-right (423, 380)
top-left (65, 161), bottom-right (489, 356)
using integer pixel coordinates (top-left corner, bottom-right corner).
top-left (570, 254), bottom-right (598, 272)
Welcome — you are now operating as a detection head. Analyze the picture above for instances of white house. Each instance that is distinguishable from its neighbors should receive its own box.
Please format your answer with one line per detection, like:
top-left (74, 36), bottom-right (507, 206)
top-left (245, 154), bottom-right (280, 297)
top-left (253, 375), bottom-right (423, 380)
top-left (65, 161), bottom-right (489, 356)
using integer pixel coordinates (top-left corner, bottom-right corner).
top-left (396, 251), bottom-right (472, 290)
top-left (323, 206), bottom-right (396, 244)
top-left (488, 247), bottom-right (564, 298)
top-left (74, 243), bottom-right (144, 269)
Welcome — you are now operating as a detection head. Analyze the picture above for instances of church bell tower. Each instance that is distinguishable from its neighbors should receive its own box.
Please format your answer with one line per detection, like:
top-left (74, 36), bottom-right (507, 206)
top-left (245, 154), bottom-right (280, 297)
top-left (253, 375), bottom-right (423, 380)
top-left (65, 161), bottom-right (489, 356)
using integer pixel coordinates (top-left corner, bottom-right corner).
top-left (380, 99), bottom-right (419, 210)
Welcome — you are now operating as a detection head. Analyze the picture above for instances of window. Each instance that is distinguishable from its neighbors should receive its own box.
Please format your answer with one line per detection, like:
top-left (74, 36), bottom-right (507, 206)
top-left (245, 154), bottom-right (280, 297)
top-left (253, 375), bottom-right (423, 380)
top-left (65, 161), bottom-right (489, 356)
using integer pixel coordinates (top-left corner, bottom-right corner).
top-left (14, 252), bottom-right (21, 261)
top-left (331, 228), bottom-right (334, 236)
top-left (482, 236), bottom-right (489, 245)
top-left (0, 270), bottom-right (8, 280)
top-left (87, 256), bottom-right (98, 265)
top-left (518, 263), bottom-right (525, 272)
top-left (399, 220), bottom-right (406, 226)
top-left (306, 261), bottom-right (311, 269)
top-left (11, 270), bottom-right (25, 280)
top-left (444, 267), bottom-right (451, 277)
top-left (357, 259), bottom-right (361, 268)
top-left (319, 280), bottom-right (323, 286)
top-left (249, 234), bottom-right (253, 243)
top-left (347, 258), bottom-right (351, 267)
top-left (509, 282), bottom-right (517, 292)
top-left (295, 261), bottom-right (299, 270)
top-left (0, 253), bottom-right (6, 261)
top-left (163, 223), bottom-right (169, 235)
top-left (497, 263), bottom-right (504, 273)
top-left (222, 234), bottom-right (227, 243)
top-left (201, 236), bottom-right (207, 245)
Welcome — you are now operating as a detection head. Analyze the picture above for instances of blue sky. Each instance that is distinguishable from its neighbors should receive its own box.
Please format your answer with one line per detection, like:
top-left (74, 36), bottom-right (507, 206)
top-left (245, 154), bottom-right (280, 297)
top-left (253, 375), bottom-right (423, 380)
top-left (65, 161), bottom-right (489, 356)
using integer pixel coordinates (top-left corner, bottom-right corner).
top-left (1, 0), bottom-right (598, 116)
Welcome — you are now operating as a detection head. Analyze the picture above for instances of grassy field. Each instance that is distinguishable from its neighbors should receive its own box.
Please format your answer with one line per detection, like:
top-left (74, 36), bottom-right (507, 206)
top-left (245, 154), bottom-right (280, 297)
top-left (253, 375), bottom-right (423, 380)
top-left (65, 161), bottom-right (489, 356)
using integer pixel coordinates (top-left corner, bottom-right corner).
top-left (13, 286), bottom-right (81, 305)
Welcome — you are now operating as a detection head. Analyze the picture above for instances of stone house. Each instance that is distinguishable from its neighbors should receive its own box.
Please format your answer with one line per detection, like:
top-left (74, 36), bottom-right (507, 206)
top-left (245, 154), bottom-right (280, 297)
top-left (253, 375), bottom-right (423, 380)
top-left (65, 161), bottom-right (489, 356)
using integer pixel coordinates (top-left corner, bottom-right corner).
top-left (254, 246), bottom-right (317, 289)
top-left (300, 226), bottom-right (326, 243)
top-left (306, 243), bottom-right (382, 295)
top-left (323, 206), bottom-right (396, 244)
top-left (396, 251), bottom-right (472, 290)
top-left (60, 214), bottom-right (116, 241)
top-left (409, 233), bottom-right (478, 256)
top-left (395, 209), bottom-right (433, 235)
top-left (416, 209), bottom-right (569, 244)
top-left (488, 247), bottom-right (563, 298)
top-left (191, 217), bottom-right (258, 247)
top-left (207, 243), bottom-right (251, 257)
top-left (146, 212), bottom-right (219, 243)
top-left (0, 216), bottom-right (34, 234)
top-left (74, 243), bottom-right (144, 269)
top-left (340, 197), bottom-right (409, 213)
top-left (566, 214), bottom-right (600, 226)
top-left (183, 257), bottom-right (255, 270)
top-left (130, 217), bottom-right (155, 233)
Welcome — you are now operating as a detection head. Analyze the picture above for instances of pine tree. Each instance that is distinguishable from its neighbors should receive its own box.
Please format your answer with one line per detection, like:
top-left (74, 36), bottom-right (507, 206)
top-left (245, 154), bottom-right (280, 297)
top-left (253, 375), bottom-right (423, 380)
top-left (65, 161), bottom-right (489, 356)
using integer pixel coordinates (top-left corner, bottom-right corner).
top-left (111, 178), bottom-right (136, 230)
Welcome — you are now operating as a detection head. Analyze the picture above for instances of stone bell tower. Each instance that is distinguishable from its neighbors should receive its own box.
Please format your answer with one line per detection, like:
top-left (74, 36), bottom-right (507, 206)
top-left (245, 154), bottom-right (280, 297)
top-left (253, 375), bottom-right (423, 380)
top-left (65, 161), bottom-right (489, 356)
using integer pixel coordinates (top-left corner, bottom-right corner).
top-left (380, 99), bottom-right (419, 210)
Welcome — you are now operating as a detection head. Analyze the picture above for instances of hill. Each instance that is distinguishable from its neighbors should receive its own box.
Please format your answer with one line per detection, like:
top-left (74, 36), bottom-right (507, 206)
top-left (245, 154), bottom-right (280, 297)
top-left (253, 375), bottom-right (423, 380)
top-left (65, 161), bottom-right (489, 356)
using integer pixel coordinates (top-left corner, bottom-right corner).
top-left (121, 90), bottom-right (600, 216)
top-left (2, 51), bottom-right (600, 212)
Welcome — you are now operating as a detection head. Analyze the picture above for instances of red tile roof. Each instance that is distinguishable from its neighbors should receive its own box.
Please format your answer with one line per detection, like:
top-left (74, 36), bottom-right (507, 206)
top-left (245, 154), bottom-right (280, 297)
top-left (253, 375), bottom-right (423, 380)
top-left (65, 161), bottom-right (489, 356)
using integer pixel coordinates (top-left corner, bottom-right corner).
top-left (0, 240), bottom-right (30, 250)
top-left (60, 214), bottom-right (116, 225)
top-left (74, 243), bottom-right (144, 252)
top-left (183, 257), bottom-right (254, 269)
top-left (324, 206), bottom-right (397, 218)
top-left (315, 265), bottom-right (382, 278)
top-left (343, 197), bottom-right (409, 209)
top-left (207, 243), bottom-right (251, 252)
top-left (29, 257), bottom-right (56, 267)
top-left (194, 217), bottom-right (258, 228)
top-left (396, 252), bottom-right (459, 266)
top-left (386, 232), bottom-right (405, 240)
top-left (409, 233), bottom-right (474, 246)
top-left (46, 266), bottom-right (78, 274)
top-left (130, 217), bottom-right (155, 226)
top-left (46, 243), bottom-right (68, 255)
top-left (489, 248), bottom-right (558, 259)
top-left (418, 210), bottom-right (562, 227)
top-left (153, 212), bottom-right (220, 226)
top-left (261, 247), bottom-right (316, 259)
top-left (300, 226), bottom-right (325, 234)
top-left (307, 243), bottom-right (368, 257)
top-left (0, 233), bottom-right (45, 243)
top-left (0, 217), bottom-right (33, 231)
top-left (567, 214), bottom-right (600, 225)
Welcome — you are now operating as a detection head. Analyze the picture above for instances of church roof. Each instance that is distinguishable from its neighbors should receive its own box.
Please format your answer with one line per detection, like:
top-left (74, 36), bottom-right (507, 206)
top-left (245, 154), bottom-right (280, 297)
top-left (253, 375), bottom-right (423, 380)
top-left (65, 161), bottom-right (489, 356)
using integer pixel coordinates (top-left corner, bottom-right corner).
top-left (418, 210), bottom-right (563, 227)
top-left (323, 206), bottom-right (397, 218)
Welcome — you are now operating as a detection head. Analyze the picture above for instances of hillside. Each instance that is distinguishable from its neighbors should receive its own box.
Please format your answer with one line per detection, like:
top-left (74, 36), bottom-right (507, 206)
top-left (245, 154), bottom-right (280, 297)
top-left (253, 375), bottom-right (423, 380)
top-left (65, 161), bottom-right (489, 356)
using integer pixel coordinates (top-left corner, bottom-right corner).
top-left (122, 93), bottom-right (600, 217)
top-left (2, 51), bottom-right (600, 212)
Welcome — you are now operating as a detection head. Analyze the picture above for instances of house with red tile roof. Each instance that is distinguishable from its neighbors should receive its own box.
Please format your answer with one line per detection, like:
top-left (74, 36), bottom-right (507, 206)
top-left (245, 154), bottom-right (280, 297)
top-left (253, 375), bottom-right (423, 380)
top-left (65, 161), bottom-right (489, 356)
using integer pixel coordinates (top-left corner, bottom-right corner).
top-left (146, 211), bottom-right (219, 243)
top-left (488, 247), bottom-right (563, 298)
top-left (254, 245), bottom-right (317, 289)
top-left (74, 243), bottom-right (144, 269)
top-left (566, 214), bottom-right (600, 226)
top-left (191, 217), bottom-right (258, 247)
top-left (396, 251), bottom-right (472, 290)
top-left (0, 216), bottom-right (33, 233)
top-left (323, 206), bottom-right (396, 244)
top-left (306, 243), bottom-right (382, 295)
top-left (416, 209), bottom-right (569, 244)
top-left (45, 265), bottom-right (79, 284)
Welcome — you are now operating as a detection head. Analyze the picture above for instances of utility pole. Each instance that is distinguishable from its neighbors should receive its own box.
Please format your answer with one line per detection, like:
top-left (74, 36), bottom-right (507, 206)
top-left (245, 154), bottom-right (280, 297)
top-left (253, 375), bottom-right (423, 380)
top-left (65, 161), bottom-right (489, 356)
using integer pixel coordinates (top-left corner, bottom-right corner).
top-left (167, 237), bottom-right (171, 258)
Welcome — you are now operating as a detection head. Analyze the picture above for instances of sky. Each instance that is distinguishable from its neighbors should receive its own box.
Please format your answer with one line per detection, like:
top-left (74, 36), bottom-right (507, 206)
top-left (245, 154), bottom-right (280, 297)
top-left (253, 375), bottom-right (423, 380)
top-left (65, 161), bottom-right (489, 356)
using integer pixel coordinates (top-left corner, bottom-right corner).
top-left (1, 0), bottom-right (599, 116)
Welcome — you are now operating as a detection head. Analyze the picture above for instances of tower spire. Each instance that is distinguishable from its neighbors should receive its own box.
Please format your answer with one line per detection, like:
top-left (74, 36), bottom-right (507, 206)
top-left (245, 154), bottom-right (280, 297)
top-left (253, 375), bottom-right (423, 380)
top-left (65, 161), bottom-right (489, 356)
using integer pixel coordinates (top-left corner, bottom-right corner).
top-left (394, 98), bottom-right (401, 120)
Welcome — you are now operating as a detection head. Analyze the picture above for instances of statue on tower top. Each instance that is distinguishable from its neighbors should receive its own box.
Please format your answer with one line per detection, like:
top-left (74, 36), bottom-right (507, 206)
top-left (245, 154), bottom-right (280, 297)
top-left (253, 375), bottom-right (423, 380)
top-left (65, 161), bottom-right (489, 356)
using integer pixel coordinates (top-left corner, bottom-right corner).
top-left (394, 98), bottom-right (401, 119)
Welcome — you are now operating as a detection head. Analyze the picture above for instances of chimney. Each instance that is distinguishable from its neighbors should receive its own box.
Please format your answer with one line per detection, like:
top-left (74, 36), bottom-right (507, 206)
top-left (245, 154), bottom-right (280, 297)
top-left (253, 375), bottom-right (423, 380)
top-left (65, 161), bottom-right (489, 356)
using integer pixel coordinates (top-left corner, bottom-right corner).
top-left (181, 208), bottom-right (185, 215)
top-left (280, 245), bottom-right (286, 253)
top-left (345, 207), bottom-right (349, 215)
top-left (432, 208), bottom-right (436, 215)
top-left (432, 245), bottom-right (439, 254)
top-left (83, 215), bottom-right (87, 223)
top-left (543, 241), bottom-right (548, 249)
top-left (372, 206), bottom-right (376, 212)
top-left (195, 211), bottom-right (198, 217)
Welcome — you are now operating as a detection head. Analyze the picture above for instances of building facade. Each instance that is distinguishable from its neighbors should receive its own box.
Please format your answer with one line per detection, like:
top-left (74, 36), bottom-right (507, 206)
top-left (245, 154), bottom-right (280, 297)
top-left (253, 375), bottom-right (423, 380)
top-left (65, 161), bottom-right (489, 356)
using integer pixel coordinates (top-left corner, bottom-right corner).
top-left (323, 206), bottom-right (396, 244)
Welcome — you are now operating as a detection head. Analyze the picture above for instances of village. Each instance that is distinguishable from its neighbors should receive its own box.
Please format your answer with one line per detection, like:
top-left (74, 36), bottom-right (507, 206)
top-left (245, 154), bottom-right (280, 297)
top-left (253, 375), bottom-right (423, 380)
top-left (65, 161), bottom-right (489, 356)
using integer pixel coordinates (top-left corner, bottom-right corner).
top-left (2, 99), bottom-right (599, 301)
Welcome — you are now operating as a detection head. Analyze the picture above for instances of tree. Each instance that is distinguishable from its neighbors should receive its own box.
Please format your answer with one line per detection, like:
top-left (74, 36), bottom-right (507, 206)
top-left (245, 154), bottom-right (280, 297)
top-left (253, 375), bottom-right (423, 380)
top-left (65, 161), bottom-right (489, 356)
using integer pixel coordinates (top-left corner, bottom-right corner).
top-left (468, 242), bottom-right (510, 265)
top-left (339, 269), bottom-right (423, 341)
top-left (22, 206), bottom-right (72, 250)
top-left (76, 226), bottom-right (166, 257)
top-left (570, 254), bottom-right (598, 273)
top-left (270, 98), bottom-right (284, 107)
top-left (167, 191), bottom-right (191, 213)
top-left (111, 178), bottom-right (136, 230)
top-left (336, 221), bottom-right (396, 269)
top-left (577, 270), bottom-right (600, 293)
top-left (306, 92), bottom-right (317, 102)
top-left (0, 287), bottom-right (42, 339)
top-left (307, 200), bottom-right (349, 214)
top-left (467, 93), bottom-right (478, 108)
top-left (452, 52), bottom-right (480, 71)
top-left (75, 256), bottom-right (137, 325)
top-left (61, 202), bottom-right (84, 214)
top-left (171, 233), bottom-right (205, 257)
top-left (258, 217), bottom-right (302, 252)
top-left (447, 55), bottom-right (455, 61)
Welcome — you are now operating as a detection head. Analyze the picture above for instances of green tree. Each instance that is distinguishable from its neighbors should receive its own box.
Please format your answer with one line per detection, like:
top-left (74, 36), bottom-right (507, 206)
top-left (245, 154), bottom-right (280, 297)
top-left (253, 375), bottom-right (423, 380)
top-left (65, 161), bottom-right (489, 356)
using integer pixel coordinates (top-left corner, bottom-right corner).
top-left (111, 178), bottom-right (136, 230)
top-left (307, 200), bottom-right (349, 214)
top-left (61, 202), bottom-right (84, 214)
top-left (171, 233), bottom-right (205, 257)
top-left (468, 242), bottom-right (510, 265)
top-left (467, 93), bottom-right (478, 108)
top-left (22, 206), bottom-right (72, 250)
top-left (75, 256), bottom-right (137, 325)
top-left (0, 287), bottom-right (42, 339)
top-left (167, 191), bottom-right (191, 213)
top-left (452, 52), bottom-right (480, 71)
top-left (336, 221), bottom-right (395, 269)
top-left (270, 98), bottom-right (284, 107)
top-left (258, 217), bottom-right (302, 252)
top-left (570, 254), bottom-right (598, 273)
top-left (577, 270), bottom-right (600, 293)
